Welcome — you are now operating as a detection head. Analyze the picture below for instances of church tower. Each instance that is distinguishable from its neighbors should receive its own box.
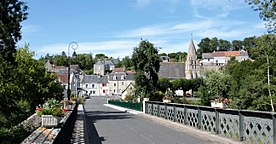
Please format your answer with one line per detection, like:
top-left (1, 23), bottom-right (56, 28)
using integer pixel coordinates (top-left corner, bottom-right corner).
top-left (185, 39), bottom-right (198, 79)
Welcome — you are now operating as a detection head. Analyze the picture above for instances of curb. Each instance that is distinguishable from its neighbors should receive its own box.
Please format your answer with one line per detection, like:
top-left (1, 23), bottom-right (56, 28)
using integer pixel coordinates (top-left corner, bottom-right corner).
top-left (104, 104), bottom-right (144, 115)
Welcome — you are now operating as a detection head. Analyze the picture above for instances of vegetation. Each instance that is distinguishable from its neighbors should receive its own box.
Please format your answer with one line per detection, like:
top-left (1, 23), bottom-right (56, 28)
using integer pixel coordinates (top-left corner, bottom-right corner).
top-left (132, 40), bottom-right (161, 100)
top-left (246, 0), bottom-right (276, 33)
top-left (197, 34), bottom-right (276, 111)
top-left (0, 1), bottom-right (63, 143)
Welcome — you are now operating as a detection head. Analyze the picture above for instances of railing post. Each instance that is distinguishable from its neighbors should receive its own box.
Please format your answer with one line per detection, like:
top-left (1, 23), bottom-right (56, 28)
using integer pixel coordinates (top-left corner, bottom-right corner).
top-left (273, 114), bottom-right (276, 144)
top-left (239, 111), bottom-right (244, 141)
top-left (215, 108), bottom-right (219, 134)
top-left (198, 107), bottom-right (202, 129)
top-left (184, 105), bottom-right (188, 125)
top-left (158, 103), bottom-right (160, 117)
top-left (151, 102), bottom-right (154, 115)
top-left (165, 103), bottom-right (168, 119)
top-left (174, 104), bottom-right (177, 122)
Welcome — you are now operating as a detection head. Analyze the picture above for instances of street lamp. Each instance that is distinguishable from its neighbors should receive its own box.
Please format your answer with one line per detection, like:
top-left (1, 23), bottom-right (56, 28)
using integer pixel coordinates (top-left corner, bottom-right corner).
top-left (67, 41), bottom-right (78, 100)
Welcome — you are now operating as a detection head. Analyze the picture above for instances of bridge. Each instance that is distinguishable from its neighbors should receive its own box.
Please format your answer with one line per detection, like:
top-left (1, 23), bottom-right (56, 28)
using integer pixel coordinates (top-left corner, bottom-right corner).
top-left (23, 95), bottom-right (274, 143)
top-left (82, 96), bottom-right (237, 144)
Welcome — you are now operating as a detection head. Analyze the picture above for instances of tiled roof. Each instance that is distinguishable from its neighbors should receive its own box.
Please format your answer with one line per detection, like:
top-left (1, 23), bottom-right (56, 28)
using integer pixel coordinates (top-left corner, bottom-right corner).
top-left (202, 50), bottom-right (248, 58)
top-left (114, 68), bottom-right (125, 72)
top-left (126, 70), bottom-right (135, 75)
top-left (158, 62), bottom-right (185, 79)
top-left (56, 74), bottom-right (68, 84)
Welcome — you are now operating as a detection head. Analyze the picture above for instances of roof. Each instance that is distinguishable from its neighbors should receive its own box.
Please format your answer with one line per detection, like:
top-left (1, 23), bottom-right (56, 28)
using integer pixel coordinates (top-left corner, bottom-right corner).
top-left (202, 50), bottom-right (248, 58)
top-left (126, 70), bottom-right (135, 75)
top-left (202, 53), bottom-right (213, 59)
top-left (114, 68), bottom-right (125, 73)
top-left (105, 60), bottom-right (115, 65)
top-left (56, 74), bottom-right (68, 84)
top-left (108, 73), bottom-right (134, 81)
top-left (95, 60), bottom-right (104, 65)
top-left (158, 62), bottom-right (185, 79)
top-left (187, 39), bottom-right (197, 59)
top-left (160, 56), bottom-right (170, 60)
top-left (82, 75), bottom-right (108, 84)
top-left (111, 59), bottom-right (120, 65)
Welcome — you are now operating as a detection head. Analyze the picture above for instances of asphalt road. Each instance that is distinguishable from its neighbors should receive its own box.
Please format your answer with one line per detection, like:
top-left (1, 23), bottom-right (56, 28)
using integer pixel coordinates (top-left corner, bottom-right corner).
top-left (84, 96), bottom-right (224, 144)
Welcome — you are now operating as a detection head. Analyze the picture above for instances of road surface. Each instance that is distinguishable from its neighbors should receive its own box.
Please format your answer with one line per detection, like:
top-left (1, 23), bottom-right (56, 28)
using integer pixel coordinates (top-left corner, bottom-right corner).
top-left (84, 96), bottom-right (227, 144)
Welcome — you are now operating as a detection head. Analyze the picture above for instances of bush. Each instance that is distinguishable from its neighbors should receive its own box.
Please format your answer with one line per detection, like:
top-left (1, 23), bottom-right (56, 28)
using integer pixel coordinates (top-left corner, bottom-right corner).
top-left (124, 94), bottom-right (136, 102)
top-left (0, 126), bottom-right (32, 144)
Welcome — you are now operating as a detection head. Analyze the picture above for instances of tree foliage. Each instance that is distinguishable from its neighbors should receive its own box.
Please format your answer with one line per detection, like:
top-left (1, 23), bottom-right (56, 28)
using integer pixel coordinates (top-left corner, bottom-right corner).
top-left (224, 34), bottom-right (276, 111)
top-left (0, 46), bottom-right (64, 128)
top-left (246, 0), bottom-right (276, 33)
top-left (198, 70), bottom-right (233, 106)
top-left (132, 40), bottom-right (160, 100)
top-left (0, 0), bottom-right (28, 62)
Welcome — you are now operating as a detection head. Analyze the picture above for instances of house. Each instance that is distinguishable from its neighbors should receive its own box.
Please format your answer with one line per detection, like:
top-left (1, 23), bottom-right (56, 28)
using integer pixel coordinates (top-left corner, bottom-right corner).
top-left (160, 56), bottom-right (170, 62)
top-left (81, 75), bottom-right (108, 96)
top-left (107, 70), bottom-right (135, 98)
top-left (200, 50), bottom-right (249, 67)
top-left (93, 58), bottom-right (120, 75)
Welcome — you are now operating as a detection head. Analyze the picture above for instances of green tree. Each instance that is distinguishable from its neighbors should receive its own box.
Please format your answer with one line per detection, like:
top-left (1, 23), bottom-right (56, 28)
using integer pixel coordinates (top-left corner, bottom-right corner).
top-left (157, 78), bottom-right (172, 93)
top-left (95, 53), bottom-right (107, 59)
top-left (246, 0), bottom-right (276, 33)
top-left (197, 37), bottom-right (218, 59)
top-left (121, 56), bottom-right (133, 70)
top-left (0, 0), bottom-right (28, 62)
top-left (198, 70), bottom-right (233, 106)
top-left (218, 39), bottom-right (232, 51)
top-left (132, 40), bottom-right (160, 100)
top-left (0, 46), bottom-right (64, 128)
top-left (232, 40), bottom-right (244, 50)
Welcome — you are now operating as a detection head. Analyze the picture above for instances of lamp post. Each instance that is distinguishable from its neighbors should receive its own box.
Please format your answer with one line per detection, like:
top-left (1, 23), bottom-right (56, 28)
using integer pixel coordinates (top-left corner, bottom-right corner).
top-left (67, 42), bottom-right (78, 100)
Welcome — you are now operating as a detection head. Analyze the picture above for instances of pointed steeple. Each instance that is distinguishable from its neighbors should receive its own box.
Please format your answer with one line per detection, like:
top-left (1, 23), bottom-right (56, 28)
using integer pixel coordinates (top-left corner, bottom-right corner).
top-left (187, 39), bottom-right (197, 59)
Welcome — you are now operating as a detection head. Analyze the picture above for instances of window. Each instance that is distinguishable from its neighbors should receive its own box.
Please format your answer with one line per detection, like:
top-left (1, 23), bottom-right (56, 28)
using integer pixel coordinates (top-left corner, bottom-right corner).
top-left (113, 75), bottom-right (117, 80)
top-left (102, 83), bottom-right (106, 87)
top-left (122, 82), bottom-right (124, 85)
top-left (121, 75), bottom-right (125, 80)
top-left (103, 90), bottom-right (106, 93)
top-left (113, 89), bottom-right (116, 92)
top-left (114, 83), bottom-right (116, 86)
top-left (92, 91), bottom-right (95, 94)
top-left (92, 84), bottom-right (95, 88)
top-left (86, 84), bottom-right (88, 88)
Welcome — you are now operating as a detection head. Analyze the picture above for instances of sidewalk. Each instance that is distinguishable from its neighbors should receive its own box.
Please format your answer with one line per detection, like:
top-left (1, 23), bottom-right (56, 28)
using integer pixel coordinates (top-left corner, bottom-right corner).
top-left (71, 104), bottom-right (85, 144)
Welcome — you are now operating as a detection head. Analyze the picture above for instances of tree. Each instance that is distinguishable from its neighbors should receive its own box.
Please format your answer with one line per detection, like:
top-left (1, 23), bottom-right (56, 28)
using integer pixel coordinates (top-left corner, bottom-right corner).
top-left (232, 40), bottom-right (244, 50)
top-left (157, 78), bottom-right (172, 93)
top-left (0, 0), bottom-right (28, 62)
top-left (218, 39), bottom-right (232, 51)
top-left (121, 56), bottom-right (133, 70)
top-left (197, 37), bottom-right (219, 59)
top-left (246, 0), bottom-right (276, 33)
top-left (132, 40), bottom-right (160, 100)
top-left (0, 46), bottom-right (64, 128)
top-left (198, 70), bottom-right (233, 106)
top-left (95, 53), bottom-right (107, 59)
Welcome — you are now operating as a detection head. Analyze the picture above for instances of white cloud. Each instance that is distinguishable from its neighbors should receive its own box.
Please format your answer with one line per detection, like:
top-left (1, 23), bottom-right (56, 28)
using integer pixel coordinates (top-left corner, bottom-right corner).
top-left (189, 0), bottom-right (246, 18)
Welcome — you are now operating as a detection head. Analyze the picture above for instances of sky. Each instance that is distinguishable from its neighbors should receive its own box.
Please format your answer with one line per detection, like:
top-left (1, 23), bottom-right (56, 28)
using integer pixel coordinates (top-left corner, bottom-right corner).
top-left (20, 0), bottom-right (267, 59)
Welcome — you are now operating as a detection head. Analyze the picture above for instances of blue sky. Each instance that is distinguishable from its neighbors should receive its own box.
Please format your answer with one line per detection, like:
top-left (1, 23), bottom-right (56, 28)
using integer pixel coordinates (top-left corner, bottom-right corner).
top-left (20, 0), bottom-right (267, 59)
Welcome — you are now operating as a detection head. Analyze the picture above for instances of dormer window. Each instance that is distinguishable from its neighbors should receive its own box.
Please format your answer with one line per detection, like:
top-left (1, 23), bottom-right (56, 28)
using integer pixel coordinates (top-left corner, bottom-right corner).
top-left (121, 75), bottom-right (125, 80)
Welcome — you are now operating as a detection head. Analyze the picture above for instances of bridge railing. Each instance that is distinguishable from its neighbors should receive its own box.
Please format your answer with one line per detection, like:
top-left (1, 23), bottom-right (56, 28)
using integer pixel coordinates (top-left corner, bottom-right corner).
top-left (145, 101), bottom-right (276, 144)
top-left (108, 100), bottom-right (143, 111)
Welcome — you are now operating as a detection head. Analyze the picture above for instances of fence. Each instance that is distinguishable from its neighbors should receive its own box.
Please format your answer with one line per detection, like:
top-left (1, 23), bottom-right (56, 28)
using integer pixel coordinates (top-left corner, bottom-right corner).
top-left (145, 101), bottom-right (276, 144)
top-left (108, 100), bottom-right (143, 111)
top-left (53, 103), bottom-right (78, 144)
